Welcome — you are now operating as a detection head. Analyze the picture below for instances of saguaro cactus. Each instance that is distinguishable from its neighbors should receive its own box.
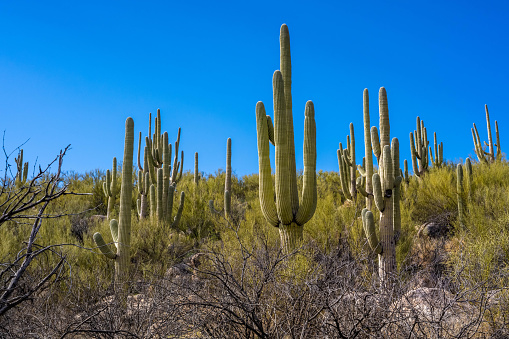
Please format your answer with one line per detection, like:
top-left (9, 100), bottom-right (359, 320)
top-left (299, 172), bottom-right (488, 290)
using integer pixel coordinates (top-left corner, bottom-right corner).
top-left (472, 104), bottom-right (501, 164)
top-left (194, 152), bottom-right (200, 185)
top-left (410, 116), bottom-right (429, 177)
top-left (103, 157), bottom-right (118, 220)
top-left (457, 164), bottom-right (465, 228)
top-left (337, 123), bottom-right (357, 201)
top-left (14, 149), bottom-right (28, 187)
top-left (94, 117), bottom-right (134, 287)
top-left (136, 143), bottom-right (149, 219)
top-left (361, 88), bottom-right (402, 283)
top-left (255, 24), bottom-right (317, 253)
top-left (429, 132), bottom-right (444, 168)
top-left (224, 138), bottom-right (232, 219)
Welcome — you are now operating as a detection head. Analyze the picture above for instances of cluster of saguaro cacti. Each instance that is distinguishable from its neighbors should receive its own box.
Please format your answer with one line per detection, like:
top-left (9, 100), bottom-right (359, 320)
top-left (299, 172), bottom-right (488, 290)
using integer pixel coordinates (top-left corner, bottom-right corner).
top-left (137, 110), bottom-right (185, 226)
top-left (409, 116), bottom-right (430, 177)
top-left (337, 123), bottom-right (357, 201)
top-left (256, 24), bottom-right (317, 253)
top-left (361, 88), bottom-right (403, 283)
top-left (94, 117), bottom-right (134, 288)
top-left (14, 149), bottom-right (28, 187)
top-left (472, 104), bottom-right (501, 164)
top-left (103, 157), bottom-right (118, 220)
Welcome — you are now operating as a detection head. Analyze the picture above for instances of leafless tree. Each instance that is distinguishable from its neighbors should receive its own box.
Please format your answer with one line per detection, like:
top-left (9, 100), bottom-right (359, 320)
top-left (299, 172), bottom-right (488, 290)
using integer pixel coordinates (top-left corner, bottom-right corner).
top-left (0, 142), bottom-right (88, 317)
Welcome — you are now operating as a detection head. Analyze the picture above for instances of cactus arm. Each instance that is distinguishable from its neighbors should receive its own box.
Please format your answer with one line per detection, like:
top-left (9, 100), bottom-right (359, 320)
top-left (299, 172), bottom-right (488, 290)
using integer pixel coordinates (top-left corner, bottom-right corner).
top-left (382, 146), bottom-right (394, 192)
top-left (145, 136), bottom-right (158, 185)
top-left (362, 209), bottom-right (382, 254)
top-left (373, 173), bottom-right (384, 212)
top-left (171, 191), bottom-right (185, 229)
top-left (356, 177), bottom-right (369, 198)
top-left (256, 101), bottom-right (279, 227)
top-left (149, 184), bottom-right (156, 219)
top-left (93, 232), bottom-right (117, 259)
top-left (338, 149), bottom-right (352, 200)
top-left (167, 185), bottom-right (175, 223)
top-left (379, 88), bottom-right (390, 151)
top-left (371, 126), bottom-right (381, 163)
top-left (363, 88), bottom-right (373, 209)
top-left (137, 132), bottom-right (143, 171)
top-left (109, 219), bottom-right (119, 245)
top-left (267, 116), bottom-right (275, 146)
top-left (296, 101), bottom-right (317, 225)
top-left (485, 104), bottom-right (494, 162)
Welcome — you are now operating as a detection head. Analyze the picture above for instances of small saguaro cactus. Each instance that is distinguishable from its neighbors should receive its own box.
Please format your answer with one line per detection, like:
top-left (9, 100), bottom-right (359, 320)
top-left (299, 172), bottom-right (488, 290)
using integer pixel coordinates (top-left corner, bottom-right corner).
top-left (361, 88), bottom-right (403, 284)
top-left (472, 104), bottom-right (501, 164)
top-left (94, 117), bottom-right (134, 288)
top-left (14, 149), bottom-right (28, 187)
top-left (457, 164), bottom-right (465, 228)
top-left (255, 24), bottom-right (317, 253)
top-left (103, 157), bottom-right (118, 220)
top-left (194, 152), bottom-right (200, 185)
top-left (410, 116), bottom-right (430, 177)
top-left (224, 138), bottom-right (232, 219)
top-left (403, 159), bottom-right (410, 184)
top-left (337, 123), bottom-right (357, 202)
top-left (429, 132), bottom-right (444, 168)
top-left (465, 157), bottom-right (473, 203)
top-left (136, 143), bottom-right (150, 219)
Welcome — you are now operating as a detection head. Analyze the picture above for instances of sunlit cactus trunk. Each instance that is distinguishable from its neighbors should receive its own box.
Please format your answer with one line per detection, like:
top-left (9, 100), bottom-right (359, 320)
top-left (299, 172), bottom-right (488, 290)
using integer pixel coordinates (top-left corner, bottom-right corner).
top-left (255, 24), bottom-right (316, 253)
top-left (94, 117), bottom-right (134, 291)
top-left (103, 157), bottom-right (118, 220)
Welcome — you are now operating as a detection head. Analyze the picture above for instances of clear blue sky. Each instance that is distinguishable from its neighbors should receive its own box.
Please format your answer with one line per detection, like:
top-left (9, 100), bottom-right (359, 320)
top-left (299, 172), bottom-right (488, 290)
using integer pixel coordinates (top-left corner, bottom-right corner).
top-left (1, 1), bottom-right (508, 177)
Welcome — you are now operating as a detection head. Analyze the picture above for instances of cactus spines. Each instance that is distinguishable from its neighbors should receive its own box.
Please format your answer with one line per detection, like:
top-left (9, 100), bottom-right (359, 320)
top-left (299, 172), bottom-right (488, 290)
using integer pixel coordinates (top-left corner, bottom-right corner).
top-left (457, 164), bottom-right (465, 228)
top-left (103, 157), bottom-right (118, 220)
top-left (225, 138), bottom-right (232, 218)
top-left (94, 117), bottom-right (134, 286)
top-left (472, 104), bottom-right (501, 164)
top-left (255, 24), bottom-right (316, 253)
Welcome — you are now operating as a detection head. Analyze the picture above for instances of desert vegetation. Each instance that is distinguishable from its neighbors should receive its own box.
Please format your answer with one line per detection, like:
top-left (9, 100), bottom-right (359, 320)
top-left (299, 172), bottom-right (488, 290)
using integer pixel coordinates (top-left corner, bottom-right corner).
top-left (1, 24), bottom-right (509, 338)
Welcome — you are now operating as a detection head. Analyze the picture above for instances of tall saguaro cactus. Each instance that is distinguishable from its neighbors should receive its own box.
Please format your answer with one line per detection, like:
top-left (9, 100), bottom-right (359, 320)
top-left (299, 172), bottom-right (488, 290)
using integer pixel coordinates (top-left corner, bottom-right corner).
top-left (472, 104), bottom-right (501, 164)
top-left (361, 89), bottom-right (374, 208)
top-left (103, 157), bottom-right (118, 220)
top-left (361, 88), bottom-right (402, 284)
top-left (410, 116), bottom-right (430, 177)
top-left (94, 117), bottom-right (134, 288)
top-left (256, 24), bottom-right (317, 253)
top-left (224, 138), bottom-right (232, 219)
